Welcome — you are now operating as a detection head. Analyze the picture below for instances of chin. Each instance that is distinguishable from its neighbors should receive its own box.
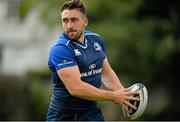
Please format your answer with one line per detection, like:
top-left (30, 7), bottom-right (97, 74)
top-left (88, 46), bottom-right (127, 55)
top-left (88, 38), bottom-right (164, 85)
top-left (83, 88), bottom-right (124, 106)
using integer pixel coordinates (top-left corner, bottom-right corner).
top-left (67, 32), bottom-right (82, 41)
top-left (68, 35), bottom-right (80, 41)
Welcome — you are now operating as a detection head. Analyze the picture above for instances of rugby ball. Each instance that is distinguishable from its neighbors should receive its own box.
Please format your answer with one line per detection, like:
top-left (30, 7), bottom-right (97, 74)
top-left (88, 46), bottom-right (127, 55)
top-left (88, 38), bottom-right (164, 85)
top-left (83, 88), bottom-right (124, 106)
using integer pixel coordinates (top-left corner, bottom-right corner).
top-left (122, 83), bottom-right (148, 120)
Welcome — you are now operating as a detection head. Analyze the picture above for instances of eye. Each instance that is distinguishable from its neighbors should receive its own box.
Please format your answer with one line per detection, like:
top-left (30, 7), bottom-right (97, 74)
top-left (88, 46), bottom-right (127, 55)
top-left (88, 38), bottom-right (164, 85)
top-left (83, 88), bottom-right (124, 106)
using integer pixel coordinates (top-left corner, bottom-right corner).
top-left (62, 18), bottom-right (68, 23)
top-left (71, 18), bottom-right (78, 22)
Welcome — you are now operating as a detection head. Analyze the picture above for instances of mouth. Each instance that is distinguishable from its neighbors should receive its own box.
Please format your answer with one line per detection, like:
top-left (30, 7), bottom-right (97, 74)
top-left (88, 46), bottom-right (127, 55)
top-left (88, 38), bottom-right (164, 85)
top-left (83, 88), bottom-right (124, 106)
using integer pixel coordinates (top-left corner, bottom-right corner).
top-left (68, 31), bottom-right (75, 34)
top-left (67, 31), bottom-right (77, 37)
top-left (67, 29), bottom-right (76, 33)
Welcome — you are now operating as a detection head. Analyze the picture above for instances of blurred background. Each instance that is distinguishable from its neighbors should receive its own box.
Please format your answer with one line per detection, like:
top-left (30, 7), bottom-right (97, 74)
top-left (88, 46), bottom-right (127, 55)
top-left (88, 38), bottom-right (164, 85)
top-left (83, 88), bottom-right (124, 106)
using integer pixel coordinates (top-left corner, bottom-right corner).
top-left (0, 0), bottom-right (179, 120)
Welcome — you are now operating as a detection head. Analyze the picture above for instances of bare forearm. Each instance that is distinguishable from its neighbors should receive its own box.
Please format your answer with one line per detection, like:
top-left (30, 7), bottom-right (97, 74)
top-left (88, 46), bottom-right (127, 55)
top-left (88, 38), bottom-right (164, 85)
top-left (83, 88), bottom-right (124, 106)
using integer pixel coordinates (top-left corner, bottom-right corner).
top-left (102, 58), bottom-right (124, 91)
top-left (68, 79), bottom-right (139, 111)
top-left (70, 81), bottom-right (114, 101)
top-left (59, 66), bottom-right (114, 102)
top-left (102, 69), bottom-right (124, 91)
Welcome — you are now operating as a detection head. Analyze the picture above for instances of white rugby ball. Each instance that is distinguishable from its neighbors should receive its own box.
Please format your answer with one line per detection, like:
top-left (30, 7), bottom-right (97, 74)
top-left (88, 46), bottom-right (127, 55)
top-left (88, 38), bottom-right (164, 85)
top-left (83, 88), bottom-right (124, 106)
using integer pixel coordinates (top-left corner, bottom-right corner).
top-left (122, 83), bottom-right (148, 120)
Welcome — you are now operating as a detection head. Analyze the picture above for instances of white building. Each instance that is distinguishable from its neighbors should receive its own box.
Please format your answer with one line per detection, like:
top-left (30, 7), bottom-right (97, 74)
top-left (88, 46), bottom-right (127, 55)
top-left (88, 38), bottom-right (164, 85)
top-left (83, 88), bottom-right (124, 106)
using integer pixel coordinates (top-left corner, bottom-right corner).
top-left (0, 0), bottom-right (61, 75)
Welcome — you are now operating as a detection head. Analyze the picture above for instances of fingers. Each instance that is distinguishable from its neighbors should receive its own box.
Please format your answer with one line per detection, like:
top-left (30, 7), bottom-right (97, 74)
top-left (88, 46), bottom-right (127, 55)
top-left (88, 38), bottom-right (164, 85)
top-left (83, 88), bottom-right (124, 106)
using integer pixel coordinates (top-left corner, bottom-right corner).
top-left (123, 88), bottom-right (139, 96)
top-left (113, 88), bottom-right (140, 111)
top-left (124, 100), bottom-right (137, 110)
top-left (128, 91), bottom-right (139, 96)
top-left (123, 87), bottom-right (131, 92)
top-left (123, 95), bottom-right (140, 110)
top-left (128, 96), bottom-right (140, 101)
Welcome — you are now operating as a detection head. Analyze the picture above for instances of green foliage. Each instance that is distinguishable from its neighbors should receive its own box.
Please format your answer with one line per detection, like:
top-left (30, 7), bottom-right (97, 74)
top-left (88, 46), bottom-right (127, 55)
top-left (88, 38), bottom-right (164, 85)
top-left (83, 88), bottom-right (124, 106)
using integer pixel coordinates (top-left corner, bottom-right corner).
top-left (0, 70), bottom-right (52, 120)
top-left (18, 0), bottom-right (37, 19)
top-left (27, 69), bottom-right (52, 120)
top-left (0, 78), bottom-right (29, 120)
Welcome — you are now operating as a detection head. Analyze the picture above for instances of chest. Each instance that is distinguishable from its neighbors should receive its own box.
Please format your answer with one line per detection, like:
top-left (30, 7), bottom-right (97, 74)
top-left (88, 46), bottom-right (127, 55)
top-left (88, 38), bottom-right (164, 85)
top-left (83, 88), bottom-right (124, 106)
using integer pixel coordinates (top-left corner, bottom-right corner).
top-left (71, 41), bottom-right (105, 72)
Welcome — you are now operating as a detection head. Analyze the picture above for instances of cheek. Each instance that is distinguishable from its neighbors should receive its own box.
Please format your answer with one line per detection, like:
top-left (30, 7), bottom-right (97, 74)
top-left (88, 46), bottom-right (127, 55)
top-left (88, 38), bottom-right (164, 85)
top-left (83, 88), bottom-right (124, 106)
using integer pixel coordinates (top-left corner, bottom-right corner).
top-left (62, 24), bottom-right (67, 29)
top-left (75, 23), bottom-right (85, 30)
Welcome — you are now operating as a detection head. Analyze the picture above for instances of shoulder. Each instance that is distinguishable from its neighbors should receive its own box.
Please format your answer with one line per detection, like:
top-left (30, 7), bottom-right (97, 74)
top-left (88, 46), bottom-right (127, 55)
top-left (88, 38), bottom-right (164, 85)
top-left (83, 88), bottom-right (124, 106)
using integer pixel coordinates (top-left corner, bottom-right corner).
top-left (56, 32), bottom-right (71, 46)
top-left (85, 31), bottom-right (103, 39)
top-left (85, 31), bottom-right (105, 45)
top-left (50, 45), bottom-right (74, 58)
top-left (49, 35), bottom-right (73, 57)
top-left (85, 30), bottom-right (106, 52)
top-left (85, 31), bottom-right (104, 42)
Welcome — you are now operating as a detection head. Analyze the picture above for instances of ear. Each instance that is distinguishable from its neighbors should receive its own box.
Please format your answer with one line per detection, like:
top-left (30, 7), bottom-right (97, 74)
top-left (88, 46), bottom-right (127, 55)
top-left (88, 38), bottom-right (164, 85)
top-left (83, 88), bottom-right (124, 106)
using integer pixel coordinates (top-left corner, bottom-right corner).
top-left (84, 17), bottom-right (88, 27)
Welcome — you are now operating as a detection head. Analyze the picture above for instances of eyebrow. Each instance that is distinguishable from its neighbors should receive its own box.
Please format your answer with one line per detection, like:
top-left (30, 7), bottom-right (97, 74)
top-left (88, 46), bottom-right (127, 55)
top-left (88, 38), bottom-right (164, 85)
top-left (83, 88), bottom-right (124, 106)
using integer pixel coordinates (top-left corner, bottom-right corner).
top-left (62, 17), bottom-right (78, 21)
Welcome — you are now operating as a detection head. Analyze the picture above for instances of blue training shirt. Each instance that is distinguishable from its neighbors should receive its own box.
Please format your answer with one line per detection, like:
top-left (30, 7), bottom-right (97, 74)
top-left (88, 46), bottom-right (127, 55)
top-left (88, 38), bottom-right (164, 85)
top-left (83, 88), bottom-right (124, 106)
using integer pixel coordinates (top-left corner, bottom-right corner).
top-left (48, 30), bottom-right (106, 111)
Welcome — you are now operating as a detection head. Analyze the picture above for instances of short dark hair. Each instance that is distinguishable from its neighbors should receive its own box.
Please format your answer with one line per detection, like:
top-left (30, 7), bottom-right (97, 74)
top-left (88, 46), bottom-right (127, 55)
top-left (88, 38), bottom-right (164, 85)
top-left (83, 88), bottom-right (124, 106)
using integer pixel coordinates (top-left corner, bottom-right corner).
top-left (61, 0), bottom-right (87, 15)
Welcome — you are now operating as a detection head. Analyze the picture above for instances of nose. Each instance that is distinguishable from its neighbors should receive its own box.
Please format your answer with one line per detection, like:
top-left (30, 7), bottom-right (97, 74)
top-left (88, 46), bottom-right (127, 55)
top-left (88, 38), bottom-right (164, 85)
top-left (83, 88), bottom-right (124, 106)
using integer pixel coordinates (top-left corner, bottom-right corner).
top-left (66, 21), bottom-right (73, 29)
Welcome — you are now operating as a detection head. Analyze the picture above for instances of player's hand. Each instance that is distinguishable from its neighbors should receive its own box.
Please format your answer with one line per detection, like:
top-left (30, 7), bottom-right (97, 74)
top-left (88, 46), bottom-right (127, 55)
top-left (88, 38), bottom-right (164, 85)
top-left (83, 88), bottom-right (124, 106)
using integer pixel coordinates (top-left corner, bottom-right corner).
top-left (112, 88), bottom-right (140, 111)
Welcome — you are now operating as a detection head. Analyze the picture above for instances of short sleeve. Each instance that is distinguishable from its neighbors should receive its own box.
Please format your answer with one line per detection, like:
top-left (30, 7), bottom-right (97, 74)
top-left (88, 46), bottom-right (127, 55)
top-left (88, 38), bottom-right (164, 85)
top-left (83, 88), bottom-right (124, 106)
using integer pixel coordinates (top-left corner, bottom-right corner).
top-left (49, 45), bottom-right (77, 71)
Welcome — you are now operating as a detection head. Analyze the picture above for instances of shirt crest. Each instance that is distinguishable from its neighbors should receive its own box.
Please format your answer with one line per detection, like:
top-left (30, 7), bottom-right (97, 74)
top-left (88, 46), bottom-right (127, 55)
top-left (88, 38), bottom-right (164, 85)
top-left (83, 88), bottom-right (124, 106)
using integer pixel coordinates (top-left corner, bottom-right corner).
top-left (74, 49), bottom-right (82, 56)
top-left (94, 42), bottom-right (102, 51)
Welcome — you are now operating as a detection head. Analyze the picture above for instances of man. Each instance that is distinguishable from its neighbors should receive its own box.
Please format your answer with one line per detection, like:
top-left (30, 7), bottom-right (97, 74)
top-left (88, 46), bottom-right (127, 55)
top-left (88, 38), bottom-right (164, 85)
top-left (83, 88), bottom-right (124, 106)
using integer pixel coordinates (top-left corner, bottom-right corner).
top-left (46, 0), bottom-right (139, 121)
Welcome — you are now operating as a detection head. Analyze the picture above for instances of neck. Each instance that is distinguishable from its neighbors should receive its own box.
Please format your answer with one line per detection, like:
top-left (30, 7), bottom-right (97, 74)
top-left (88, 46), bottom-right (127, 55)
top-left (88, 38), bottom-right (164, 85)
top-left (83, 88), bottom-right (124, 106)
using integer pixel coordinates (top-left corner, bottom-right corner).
top-left (79, 33), bottom-right (85, 43)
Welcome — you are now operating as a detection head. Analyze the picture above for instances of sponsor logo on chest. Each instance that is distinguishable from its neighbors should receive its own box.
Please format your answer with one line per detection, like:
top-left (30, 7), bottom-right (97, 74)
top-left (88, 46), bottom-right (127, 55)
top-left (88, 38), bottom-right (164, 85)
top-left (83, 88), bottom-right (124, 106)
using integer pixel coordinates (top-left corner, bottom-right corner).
top-left (80, 63), bottom-right (102, 78)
